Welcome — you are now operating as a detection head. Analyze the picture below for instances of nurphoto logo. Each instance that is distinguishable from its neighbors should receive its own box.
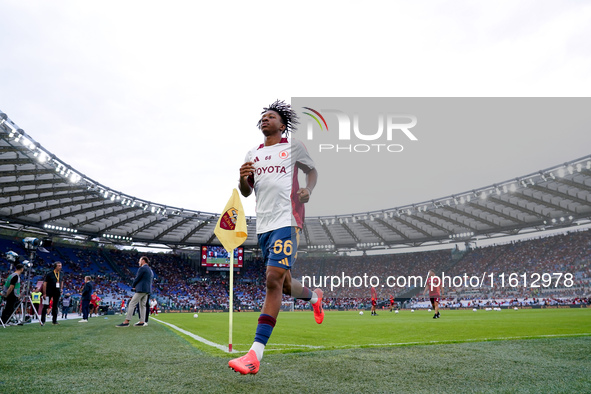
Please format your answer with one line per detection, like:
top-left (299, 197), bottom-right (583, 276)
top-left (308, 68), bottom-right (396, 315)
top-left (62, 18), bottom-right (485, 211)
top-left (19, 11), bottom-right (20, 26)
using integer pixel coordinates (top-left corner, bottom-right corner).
top-left (302, 107), bottom-right (418, 153)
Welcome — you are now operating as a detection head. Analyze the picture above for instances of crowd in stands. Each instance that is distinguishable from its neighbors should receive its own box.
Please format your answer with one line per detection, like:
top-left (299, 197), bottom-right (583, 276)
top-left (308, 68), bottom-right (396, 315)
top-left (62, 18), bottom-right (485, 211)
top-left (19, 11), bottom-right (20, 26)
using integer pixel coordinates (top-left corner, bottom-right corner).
top-left (1, 228), bottom-right (590, 316)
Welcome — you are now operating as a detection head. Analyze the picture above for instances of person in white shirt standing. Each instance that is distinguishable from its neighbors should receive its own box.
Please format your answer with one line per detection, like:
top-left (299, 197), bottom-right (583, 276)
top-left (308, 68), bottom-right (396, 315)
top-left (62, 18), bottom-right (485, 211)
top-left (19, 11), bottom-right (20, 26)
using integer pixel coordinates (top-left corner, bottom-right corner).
top-left (229, 100), bottom-right (322, 375)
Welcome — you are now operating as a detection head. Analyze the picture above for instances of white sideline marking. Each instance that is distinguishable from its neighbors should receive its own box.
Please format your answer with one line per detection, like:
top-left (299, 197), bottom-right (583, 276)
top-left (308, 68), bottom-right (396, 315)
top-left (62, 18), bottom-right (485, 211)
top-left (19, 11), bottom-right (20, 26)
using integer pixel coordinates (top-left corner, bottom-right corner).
top-left (152, 318), bottom-right (231, 353)
top-left (153, 318), bottom-right (325, 353)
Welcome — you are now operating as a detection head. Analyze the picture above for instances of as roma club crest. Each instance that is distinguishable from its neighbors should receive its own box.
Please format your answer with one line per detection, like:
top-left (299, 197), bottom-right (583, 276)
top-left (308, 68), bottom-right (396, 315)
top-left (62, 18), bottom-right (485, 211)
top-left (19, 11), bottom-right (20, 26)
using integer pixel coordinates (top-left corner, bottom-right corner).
top-left (279, 150), bottom-right (289, 159)
top-left (220, 207), bottom-right (239, 230)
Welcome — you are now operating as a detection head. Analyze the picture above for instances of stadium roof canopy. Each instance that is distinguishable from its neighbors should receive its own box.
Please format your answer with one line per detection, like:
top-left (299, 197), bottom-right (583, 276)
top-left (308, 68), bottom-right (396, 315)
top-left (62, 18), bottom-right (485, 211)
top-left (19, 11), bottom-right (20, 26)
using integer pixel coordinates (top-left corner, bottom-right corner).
top-left (1, 109), bottom-right (591, 252)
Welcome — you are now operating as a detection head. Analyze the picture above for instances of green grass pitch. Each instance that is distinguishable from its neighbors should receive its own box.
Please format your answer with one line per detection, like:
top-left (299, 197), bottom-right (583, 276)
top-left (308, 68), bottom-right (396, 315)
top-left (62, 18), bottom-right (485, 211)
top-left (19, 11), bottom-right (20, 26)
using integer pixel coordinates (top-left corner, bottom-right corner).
top-left (158, 308), bottom-right (591, 354)
top-left (1, 308), bottom-right (590, 393)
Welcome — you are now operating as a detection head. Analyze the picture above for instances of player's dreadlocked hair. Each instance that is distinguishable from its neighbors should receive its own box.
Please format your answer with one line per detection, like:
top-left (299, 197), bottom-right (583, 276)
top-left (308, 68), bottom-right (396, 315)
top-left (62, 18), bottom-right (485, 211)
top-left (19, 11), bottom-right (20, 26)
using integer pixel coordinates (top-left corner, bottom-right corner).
top-left (257, 99), bottom-right (299, 136)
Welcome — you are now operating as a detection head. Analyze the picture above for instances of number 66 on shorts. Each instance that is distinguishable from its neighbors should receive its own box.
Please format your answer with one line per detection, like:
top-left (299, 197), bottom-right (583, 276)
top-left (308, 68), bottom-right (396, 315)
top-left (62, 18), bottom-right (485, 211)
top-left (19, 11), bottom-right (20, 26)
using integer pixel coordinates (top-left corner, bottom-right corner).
top-left (258, 226), bottom-right (300, 269)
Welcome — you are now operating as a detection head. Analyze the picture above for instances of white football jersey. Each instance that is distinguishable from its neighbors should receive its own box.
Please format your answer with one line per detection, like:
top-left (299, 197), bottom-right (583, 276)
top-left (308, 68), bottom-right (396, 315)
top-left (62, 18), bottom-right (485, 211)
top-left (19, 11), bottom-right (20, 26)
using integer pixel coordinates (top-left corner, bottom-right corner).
top-left (244, 137), bottom-right (315, 234)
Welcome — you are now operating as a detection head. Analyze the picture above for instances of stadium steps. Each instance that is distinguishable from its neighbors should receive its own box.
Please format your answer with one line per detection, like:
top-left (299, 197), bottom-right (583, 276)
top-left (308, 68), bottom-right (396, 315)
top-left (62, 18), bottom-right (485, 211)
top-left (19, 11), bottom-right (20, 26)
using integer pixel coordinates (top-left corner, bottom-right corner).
top-left (53, 246), bottom-right (70, 266)
top-left (439, 250), bottom-right (467, 275)
top-left (395, 286), bottom-right (422, 304)
top-left (100, 249), bottom-right (127, 280)
top-left (482, 245), bottom-right (510, 273)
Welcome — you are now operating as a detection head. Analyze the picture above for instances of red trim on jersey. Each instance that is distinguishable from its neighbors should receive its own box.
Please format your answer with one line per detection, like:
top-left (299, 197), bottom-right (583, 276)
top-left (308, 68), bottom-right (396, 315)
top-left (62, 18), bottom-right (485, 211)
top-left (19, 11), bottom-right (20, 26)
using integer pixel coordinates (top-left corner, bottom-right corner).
top-left (257, 138), bottom-right (289, 150)
top-left (291, 165), bottom-right (305, 228)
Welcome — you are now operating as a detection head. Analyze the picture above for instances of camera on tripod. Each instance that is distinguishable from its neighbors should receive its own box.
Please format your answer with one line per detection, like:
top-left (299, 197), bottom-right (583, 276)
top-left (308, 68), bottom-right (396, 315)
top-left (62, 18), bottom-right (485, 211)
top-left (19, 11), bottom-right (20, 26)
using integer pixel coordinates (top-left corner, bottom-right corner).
top-left (0, 238), bottom-right (52, 326)
top-left (22, 237), bottom-right (52, 252)
top-left (5, 251), bottom-right (19, 263)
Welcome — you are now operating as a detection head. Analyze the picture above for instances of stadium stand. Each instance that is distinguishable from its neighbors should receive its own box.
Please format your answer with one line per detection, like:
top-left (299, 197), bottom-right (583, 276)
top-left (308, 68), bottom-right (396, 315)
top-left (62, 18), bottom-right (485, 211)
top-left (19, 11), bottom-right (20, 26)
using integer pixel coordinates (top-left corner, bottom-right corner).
top-left (2, 228), bottom-right (589, 318)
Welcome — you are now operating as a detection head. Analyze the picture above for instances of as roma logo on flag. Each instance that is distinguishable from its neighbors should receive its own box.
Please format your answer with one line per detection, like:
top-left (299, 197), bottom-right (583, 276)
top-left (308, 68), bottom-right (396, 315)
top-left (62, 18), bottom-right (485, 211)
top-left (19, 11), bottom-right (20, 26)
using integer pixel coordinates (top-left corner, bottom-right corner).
top-left (220, 207), bottom-right (238, 230)
top-left (214, 189), bottom-right (248, 252)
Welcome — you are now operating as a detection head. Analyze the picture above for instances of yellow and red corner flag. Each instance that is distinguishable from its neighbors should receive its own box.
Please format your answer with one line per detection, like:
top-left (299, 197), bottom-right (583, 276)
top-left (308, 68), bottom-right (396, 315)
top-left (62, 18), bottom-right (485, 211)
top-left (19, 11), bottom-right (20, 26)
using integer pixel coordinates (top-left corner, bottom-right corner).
top-left (214, 189), bottom-right (247, 353)
top-left (214, 188), bottom-right (248, 251)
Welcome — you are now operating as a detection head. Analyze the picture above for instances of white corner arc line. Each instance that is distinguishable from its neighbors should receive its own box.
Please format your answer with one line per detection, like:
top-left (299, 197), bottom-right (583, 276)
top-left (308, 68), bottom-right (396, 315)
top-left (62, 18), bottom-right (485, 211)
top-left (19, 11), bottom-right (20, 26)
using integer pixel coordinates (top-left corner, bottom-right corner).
top-left (152, 318), bottom-right (231, 353)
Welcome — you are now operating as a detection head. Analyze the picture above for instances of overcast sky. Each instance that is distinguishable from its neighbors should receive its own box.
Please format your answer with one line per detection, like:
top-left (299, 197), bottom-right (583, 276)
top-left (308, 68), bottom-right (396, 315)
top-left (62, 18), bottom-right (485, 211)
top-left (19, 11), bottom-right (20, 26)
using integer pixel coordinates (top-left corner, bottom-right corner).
top-left (1, 1), bottom-right (590, 218)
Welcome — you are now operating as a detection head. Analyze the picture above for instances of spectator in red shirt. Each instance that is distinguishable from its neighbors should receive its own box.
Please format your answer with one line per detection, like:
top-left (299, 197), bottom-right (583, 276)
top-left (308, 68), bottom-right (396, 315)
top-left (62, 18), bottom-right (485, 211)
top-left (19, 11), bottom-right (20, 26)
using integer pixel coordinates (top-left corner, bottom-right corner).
top-left (424, 270), bottom-right (443, 319)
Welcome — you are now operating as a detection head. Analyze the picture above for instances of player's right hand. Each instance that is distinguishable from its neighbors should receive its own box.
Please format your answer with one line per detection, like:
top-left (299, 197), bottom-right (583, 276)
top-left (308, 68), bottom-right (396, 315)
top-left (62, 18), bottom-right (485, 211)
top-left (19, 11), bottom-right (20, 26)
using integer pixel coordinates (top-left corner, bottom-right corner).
top-left (239, 162), bottom-right (255, 179)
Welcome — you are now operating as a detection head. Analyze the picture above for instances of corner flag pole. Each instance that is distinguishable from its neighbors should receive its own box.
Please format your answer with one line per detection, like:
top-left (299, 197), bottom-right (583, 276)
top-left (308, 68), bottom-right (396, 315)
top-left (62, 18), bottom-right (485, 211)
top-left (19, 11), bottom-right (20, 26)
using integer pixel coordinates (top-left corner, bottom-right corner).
top-left (229, 249), bottom-right (234, 353)
top-left (213, 188), bottom-right (247, 354)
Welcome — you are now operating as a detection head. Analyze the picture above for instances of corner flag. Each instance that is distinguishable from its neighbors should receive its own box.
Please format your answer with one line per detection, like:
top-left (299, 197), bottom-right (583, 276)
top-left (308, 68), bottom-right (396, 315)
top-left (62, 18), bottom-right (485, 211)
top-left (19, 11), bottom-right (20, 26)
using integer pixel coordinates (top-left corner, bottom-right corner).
top-left (214, 188), bottom-right (248, 353)
top-left (214, 189), bottom-right (248, 251)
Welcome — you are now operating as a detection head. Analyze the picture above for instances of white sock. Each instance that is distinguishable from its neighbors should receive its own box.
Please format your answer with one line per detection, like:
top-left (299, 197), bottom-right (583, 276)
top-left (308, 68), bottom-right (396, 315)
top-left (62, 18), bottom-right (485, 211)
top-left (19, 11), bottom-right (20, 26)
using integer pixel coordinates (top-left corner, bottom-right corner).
top-left (250, 342), bottom-right (265, 361)
top-left (310, 291), bottom-right (319, 305)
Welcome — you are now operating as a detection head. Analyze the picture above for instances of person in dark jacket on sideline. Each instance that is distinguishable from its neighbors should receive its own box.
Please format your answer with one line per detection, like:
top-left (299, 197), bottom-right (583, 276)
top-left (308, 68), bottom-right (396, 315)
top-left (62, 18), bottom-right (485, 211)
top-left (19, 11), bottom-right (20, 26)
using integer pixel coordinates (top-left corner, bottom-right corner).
top-left (79, 276), bottom-right (92, 323)
top-left (116, 256), bottom-right (153, 327)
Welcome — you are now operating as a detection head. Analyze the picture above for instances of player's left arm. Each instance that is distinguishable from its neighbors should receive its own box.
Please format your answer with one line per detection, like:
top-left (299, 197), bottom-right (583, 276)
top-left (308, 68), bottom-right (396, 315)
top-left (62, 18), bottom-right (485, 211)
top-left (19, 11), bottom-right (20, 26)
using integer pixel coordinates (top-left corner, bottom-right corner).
top-left (297, 165), bottom-right (317, 203)
top-left (293, 139), bottom-right (318, 204)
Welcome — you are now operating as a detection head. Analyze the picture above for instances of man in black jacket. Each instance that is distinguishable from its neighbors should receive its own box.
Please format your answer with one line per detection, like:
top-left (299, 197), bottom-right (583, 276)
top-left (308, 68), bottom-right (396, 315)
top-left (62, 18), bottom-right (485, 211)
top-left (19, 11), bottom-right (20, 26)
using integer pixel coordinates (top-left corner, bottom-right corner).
top-left (79, 276), bottom-right (92, 323)
top-left (41, 262), bottom-right (63, 326)
top-left (116, 256), bottom-right (153, 327)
